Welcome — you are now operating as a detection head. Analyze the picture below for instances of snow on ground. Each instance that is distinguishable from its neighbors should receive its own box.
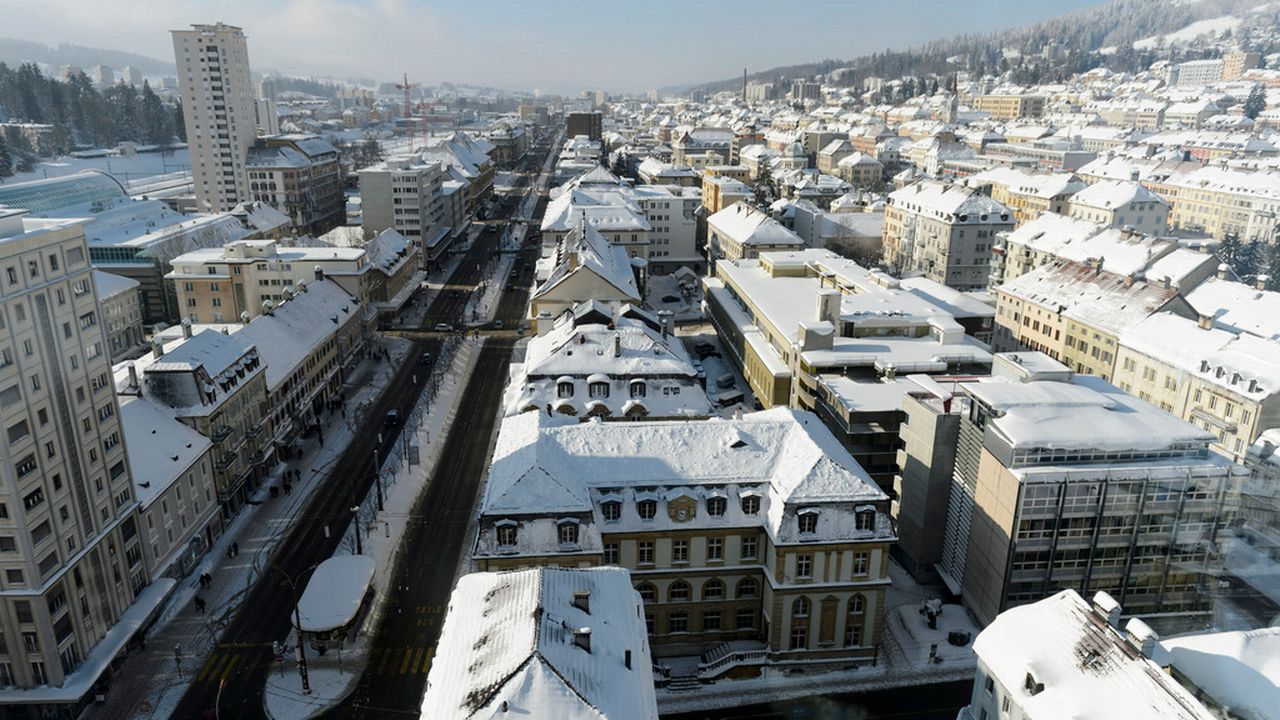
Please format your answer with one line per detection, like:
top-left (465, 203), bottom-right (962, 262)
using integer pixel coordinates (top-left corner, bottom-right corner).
top-left (263, 337), bottom-right (485, 718)
top-left (83, 335), bottom-right (414, 720)
top-left (886, 603), bottom-right (978, 669)
top-left (1133, 15), bottom-right (1242, 49)
top-left (674, 323), bottom-right (757, 413)
top-left (3, 149), bottom-right (190, 186)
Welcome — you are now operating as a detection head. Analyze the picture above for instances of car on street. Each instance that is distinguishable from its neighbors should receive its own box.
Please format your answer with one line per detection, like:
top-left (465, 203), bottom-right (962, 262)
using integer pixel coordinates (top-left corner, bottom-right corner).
top-left (434, 322), bottom-right (454, 332)
top-left (694, 342), bottom-right (716, 356)
top-left (383, 409), bottom-right (401, 427)
top-left (716, 373), bottom-right (736, 390)
top-left (662, 295), bottom-right (681, 303)
top-left (419, 352), bottom-right (432, 366)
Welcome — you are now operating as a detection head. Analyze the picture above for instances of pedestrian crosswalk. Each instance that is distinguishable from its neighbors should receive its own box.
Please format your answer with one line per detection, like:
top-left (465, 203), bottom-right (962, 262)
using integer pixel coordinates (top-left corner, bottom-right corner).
top-left (195, 650), bottom-right (247, 683)
top-left (369, 645), bottom-right (434, 675)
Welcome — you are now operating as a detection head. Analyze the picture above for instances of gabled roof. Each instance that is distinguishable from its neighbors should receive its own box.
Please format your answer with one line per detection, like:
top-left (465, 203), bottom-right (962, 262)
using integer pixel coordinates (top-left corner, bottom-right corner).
top-left (706, 202), bottom-right (804, 247)
top-left (532, 223), bottom-right (640, 306)
top-left (421, 567), bottom-right (656, 720)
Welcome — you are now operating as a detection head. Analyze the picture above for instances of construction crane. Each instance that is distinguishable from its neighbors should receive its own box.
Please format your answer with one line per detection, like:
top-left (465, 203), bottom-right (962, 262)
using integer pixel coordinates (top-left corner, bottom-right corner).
top-left (396, 73), bottom-right (420, 151)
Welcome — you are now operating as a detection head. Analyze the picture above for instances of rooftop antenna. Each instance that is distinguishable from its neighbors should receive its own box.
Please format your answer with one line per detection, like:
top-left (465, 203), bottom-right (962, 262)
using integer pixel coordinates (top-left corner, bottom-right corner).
top-left (396, 73), bottom-right (420, 151)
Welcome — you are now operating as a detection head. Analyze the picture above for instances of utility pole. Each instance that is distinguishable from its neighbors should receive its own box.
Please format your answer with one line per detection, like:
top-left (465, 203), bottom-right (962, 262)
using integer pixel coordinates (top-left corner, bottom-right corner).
top-left (372, 448), bottom-right (384, 512)
top-left (291, 588), bottom-right (311, 695)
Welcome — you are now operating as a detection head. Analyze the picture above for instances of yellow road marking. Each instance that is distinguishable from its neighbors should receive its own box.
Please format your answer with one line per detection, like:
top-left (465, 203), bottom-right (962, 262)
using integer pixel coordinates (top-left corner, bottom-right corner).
top-left (399, 647), bottom-right (414, 674)
top-left (220, 653), bottom-right (240, 682)
top-left (420, 646), bottom-right (435, 674)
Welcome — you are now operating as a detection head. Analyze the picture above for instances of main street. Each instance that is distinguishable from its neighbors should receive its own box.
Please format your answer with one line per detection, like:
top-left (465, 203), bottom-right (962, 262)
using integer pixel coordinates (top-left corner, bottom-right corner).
top-left (169, 132), bottom-right (557, 720)
top-left (661, 680), bottom-right (972, 720)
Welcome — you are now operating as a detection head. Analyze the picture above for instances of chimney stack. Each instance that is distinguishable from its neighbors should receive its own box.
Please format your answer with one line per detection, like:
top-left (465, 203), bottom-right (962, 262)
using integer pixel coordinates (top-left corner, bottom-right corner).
top-left (1216, 263), bottom-right (1229, 280)
top-left (1091, 591), bottom-right (1122, 629)
top-left (657, 310), bottom-right (674, 339)
top-left (151, 338), bottom-right (165, 359)
top-left (572, 627), bottom-right (592, 654)
top-left (1257, 274), bottom-right (1269, 291)
top-left (1198, 314), bottom-right (1213, 330)
top-left (181, 318), bottom-right (193, 339)
top-left (613, 332), bottom-right (621, 358)
top-left (572, 591), bottom-right (591, 615)
top-left (126, 363), bottom-right (139, 393)
top-left (1130, 168), bottom-right (1140, 182)
top-left (1124, 618), bottom-right (1159, 659)
top-left (314, 265), bottom-right (325, 282)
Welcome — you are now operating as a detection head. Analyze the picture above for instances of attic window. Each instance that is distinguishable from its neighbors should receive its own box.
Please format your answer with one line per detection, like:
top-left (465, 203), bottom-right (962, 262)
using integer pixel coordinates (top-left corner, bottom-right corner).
top-left (637, 499), bottom-right (657, 520)
top-left (855, 507), bottom-right (877, 531)
top-left (557, 519), bottom-right (579, 546)
top-left (557, 381), bottom-right (574, 399)
top-left (798, 511), bottom-right (818, 534)
top-left (496, 522), bottom-right (517, 547)
top-left (706, 496), bottom-right (727, 517)
top-left (741, 495), bottom-right (761, 516)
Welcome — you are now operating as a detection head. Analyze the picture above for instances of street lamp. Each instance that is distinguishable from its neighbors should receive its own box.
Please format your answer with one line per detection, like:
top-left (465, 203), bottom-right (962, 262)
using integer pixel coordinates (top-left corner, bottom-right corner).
top-left (352, 506), bottom-right (363, 555)
top-left (275, 566), bottom-right (314, 696)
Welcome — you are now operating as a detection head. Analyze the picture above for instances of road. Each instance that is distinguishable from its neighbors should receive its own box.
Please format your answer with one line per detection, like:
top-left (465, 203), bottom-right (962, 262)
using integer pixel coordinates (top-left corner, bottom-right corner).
top-left (660, 680), bottom-right (972, 720)
top-left (168, 134), bottom-right (556, 720)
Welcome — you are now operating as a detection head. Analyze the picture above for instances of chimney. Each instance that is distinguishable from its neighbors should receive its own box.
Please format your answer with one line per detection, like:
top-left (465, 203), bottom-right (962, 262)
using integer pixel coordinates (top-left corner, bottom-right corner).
top-left (1124, 618), bottom-right (1159, 659)
top-left (1129, 168), bottom-right (1140, 182)
top-left (1198, 314), bottom-right (1213, 330)
top-left (262, 299), bottom-right (275, 316)
top-left (1216, 263), bottom-right (1229, 280)
top-left (1123, 273), bottom-right (1135, 288)
top-left (625, 649), bottom-right (632, 670)
top-left (657, 310), bottom-right (674, 339)
top-left (1091, 591), bottom-right (1122, 629)
top-left (314, 265), bottom-right (324, 282)
top-left (612, 333), bottom-right (621, 358)
top-left (181, 318), bottom-right (193, 339)
top-left (1257, 274), bottom-right (1269, 291)
top-left (572, 590), bottom-right (591, 614)
top-left (535, 311), bottom-right (554, 337)
top-left (126, 363), bottom-right (139, 393)
top-left (240, 311), bottom-right (251, 324)
top-left (151, 338), bottom-right (165, 359)
top-left (572, 627), bottom-right (592, 654)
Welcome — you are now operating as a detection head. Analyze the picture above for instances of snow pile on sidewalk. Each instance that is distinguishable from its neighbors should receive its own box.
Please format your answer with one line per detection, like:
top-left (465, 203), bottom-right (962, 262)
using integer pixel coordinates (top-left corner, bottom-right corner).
top-left (464, 255), bottom-right (516, 327)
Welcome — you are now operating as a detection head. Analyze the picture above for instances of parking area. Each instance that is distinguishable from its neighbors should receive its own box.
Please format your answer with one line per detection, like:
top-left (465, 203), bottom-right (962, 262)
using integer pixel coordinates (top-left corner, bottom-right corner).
top-left (676, 323), bottom-right (758, 415)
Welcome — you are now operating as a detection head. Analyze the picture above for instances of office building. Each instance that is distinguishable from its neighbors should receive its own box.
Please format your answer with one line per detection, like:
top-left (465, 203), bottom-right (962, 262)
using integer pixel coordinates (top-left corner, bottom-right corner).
top-left (567, 112), bottom-right (603, 141)
top-left (246, 134), bottom-right (344, 235)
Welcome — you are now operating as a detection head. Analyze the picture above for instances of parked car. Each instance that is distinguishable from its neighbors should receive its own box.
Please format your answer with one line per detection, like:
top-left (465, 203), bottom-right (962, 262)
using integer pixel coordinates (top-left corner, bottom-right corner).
top-left (716, 373), bottom-right (736, 390)
top-left (383, 409), bottom-right (401, 427)
top-left (715, 390), bottom-right (744, 407)
top-left (693, 342), bottom-right (716, 356)
top-left (419, 352), bottom-right (432, 366)
top-left (661, 295), bottom-right (681, 303)
top-left (434, 322), bottom-right (454, 332)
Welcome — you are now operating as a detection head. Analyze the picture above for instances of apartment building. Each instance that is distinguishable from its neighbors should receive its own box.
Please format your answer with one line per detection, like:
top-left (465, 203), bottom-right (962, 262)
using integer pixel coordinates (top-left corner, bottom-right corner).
top-left (508, 303), bottom-right (711, 420)
top-left (124, 328), bottom-right (272, 516)
top-left (358, 156), bottom-right (449, 262)
top-left (706, 202), bottom-right (805, 266)
top-left (0, 211), bottom-right (148, 699)
top-left (472, 408), bottom-right (896, 670)
top-left (1222, 50), bottom-right (1262, 81)
top-left (566, 111), bottom-right (602, 141)
top-left (883, 181), bottom-right (1014, 290)
top-left (835, 152), bottom-right (885, 188)
top-left (245, 134), bottom-right (344, 235)
top-left (1114, 311), bottom-right (1280, 462)
top-left (1164, 165), bottom-right (1280, 242)
top-left (970, 93), bottom-right (1046, 120)
top-left (1068, 180), bottom-right (1170, 235)
top-left (968, 168), bottom-right (1085, 227)
top-left (959, 590), bottom-right (1217, 720)
top-left (93, 271), bottom-right (144, 362)
top-left (905, 352), bottom-right (1243, 624)
top-left (529, 223), bottom-right (641, 320)
top-left (1175, 59), bottom-right (1224, 88)
top-left (167, 239), bottom-right (374, 323)
top-left (172, 23), bottom-right (258, 213)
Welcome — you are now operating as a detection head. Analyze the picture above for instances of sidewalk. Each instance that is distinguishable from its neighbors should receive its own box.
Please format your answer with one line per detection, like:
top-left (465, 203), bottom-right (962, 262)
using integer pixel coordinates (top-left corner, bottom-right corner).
top-left (84, 336), bottom-right (413, 720)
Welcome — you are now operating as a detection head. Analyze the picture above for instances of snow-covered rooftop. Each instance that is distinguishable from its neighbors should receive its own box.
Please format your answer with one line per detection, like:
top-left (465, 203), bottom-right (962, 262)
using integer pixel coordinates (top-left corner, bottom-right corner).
top-left (421, 567), bottom-right (656, 720)
top-left (294, 554), bottom-right (375, 633)
top-left (1187, 277), bottom-right (1280, 342)
top-left (706, 202), bottom-right (805, 247)
top-left (1160, 628), bottom-right (1280, 720)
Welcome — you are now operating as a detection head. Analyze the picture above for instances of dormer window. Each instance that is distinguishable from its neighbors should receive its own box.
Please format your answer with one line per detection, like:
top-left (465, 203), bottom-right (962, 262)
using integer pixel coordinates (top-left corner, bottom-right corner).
top-left (637, 499), bottom-right (657, 520)
top-left (496, 521), bottom-right (517, 547)
top-left (629, 379), bottom-right (646, 398)
top-left (707, 497), bottom-right (727, 517)
top-left (855, 507), bottom-right (876, 531)
top-left (601, 500), bottom-right (621, 522)
top-left (557, 520), bottom-right (579, 545)
top-left (798, 511), bottom-right (818, 534)
top-left (741, 495), bottom-right (760, 515)
top-left (589, 381), bottom-right (609, 399)
top-left (557, 381), bottom-right (574, 399)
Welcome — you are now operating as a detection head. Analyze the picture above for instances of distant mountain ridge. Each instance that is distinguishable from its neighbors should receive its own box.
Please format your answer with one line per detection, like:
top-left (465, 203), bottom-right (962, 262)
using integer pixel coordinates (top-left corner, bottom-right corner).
top-left (0, 37), bottom-right (174, 76)
top-left (678, 0), bottom-right (1274, 94)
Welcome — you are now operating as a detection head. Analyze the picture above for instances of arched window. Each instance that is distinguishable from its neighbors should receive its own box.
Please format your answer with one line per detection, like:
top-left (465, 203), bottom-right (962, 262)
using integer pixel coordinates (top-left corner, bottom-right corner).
top-left (792, 596), bottom-right (810, 618)
top-left (845, 594), bottom-right (866, 647)
top-left (589, 381), bottom-right (609, 399)
top-left (637, 499), bottom-right (657, 520)
top-left (630, 379), bottom-right (646, 398)
top-left (790, 596), bottom-right (810, 650)
top-left (736, 577), bottom-right (759, 599)
top-left (668, 580), bottom-right (691, 602)
top-left (635, 582), bottom-right (657, 602)
top-left (702, 578), bottom-right (725, 601)
top-left (706, 496), bottom-right (727, 517)
top-left (798, 511), bottom-right (818, 534)
top-left (601, 500), bottom-right (621, 522)
top-left (557, 520), bottom-right (579, 545)
top-left (557, 381), bottom-right (574, 399)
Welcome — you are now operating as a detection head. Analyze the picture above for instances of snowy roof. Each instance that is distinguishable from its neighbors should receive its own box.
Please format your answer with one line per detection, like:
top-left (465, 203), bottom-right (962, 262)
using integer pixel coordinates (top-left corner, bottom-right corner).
top-left (969, 168), bottom-right (1086, 200)
top-left (974, 590), bottom-right (1217, 720)
top-left (997, 261), bottom-right (1186, 336)
top-left (119, 396), bottom-right (212, 508)
top-left (706, 202), bottom-right (804, 247)
top-left (294, 554), bottom-right (375, 633)
top-left (234, 280), bottom-right (360, 390)
top-left (968, 374), bottom-right (1213, 454)
top-left (1160, 628), bottom-right (1280, 720)
top-left (421, 567), bottom-right (656, 720)
top-left (1187, 278), bottom-right (1280, 342)
top-left (1121, 312), bottom-right (1280, 401)
top-left (888, 181), bottom-right (1012, 224)
top-left (533, 223), bottom-right (640, 305)
top-left (1070, 180), bottom-right (1167, 209)
top-left (480, 408), bottom-right (889, 544)
top-left (93, 270), bottom-right (140, 301)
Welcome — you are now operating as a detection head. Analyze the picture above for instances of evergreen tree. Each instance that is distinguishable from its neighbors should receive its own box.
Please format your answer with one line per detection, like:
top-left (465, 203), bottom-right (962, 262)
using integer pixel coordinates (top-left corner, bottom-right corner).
top-left (1243, 85), bottom-right (1267, 120)
top-left (173, 100), bottom-right (187, 143)
top-left (1267, 240), bottom-right (1280, 292)
top-left (0, 134), bottom-right (12, 178)
top-left (753, 162), bottom-right (777, 207)
top-left (1217, 233), bottom-right (1243, 277)
top-left (140, 81), bottom-right (167, 145)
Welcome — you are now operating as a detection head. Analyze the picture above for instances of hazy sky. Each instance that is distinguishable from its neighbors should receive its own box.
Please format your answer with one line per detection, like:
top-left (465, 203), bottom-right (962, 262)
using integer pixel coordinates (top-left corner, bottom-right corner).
top-left (0, 0), bottom-right (1107, 93)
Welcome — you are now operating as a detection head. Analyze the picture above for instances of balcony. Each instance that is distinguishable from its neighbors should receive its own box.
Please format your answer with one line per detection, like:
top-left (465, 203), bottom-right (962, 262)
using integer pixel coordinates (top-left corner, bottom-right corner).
top-left (211, 426), bottom-right (233, 442)
top-left (214, 451), bottom-right (239, 472)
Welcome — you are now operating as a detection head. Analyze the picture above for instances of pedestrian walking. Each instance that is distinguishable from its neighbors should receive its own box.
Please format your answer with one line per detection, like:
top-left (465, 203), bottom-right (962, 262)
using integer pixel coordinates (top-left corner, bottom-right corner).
top-left (194, 596), bottom-right (206, 614)
top-left (232, 542), bottom-right (239, 557)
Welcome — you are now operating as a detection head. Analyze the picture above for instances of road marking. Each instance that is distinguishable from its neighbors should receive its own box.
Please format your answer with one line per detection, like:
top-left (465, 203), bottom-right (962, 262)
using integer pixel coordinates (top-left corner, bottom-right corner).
top-left (195, 654), bottom-right (218, 682)
top-left (399, 647), bottom-right (415, 674)
top-left (379, 648), bottom-right (399, 674)
top-left (220, 653), bottom-right (240, 682)
top-left (420, 646), bottom-right (435, 674)
top-left (411, 647), bottom-right (425, 674)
